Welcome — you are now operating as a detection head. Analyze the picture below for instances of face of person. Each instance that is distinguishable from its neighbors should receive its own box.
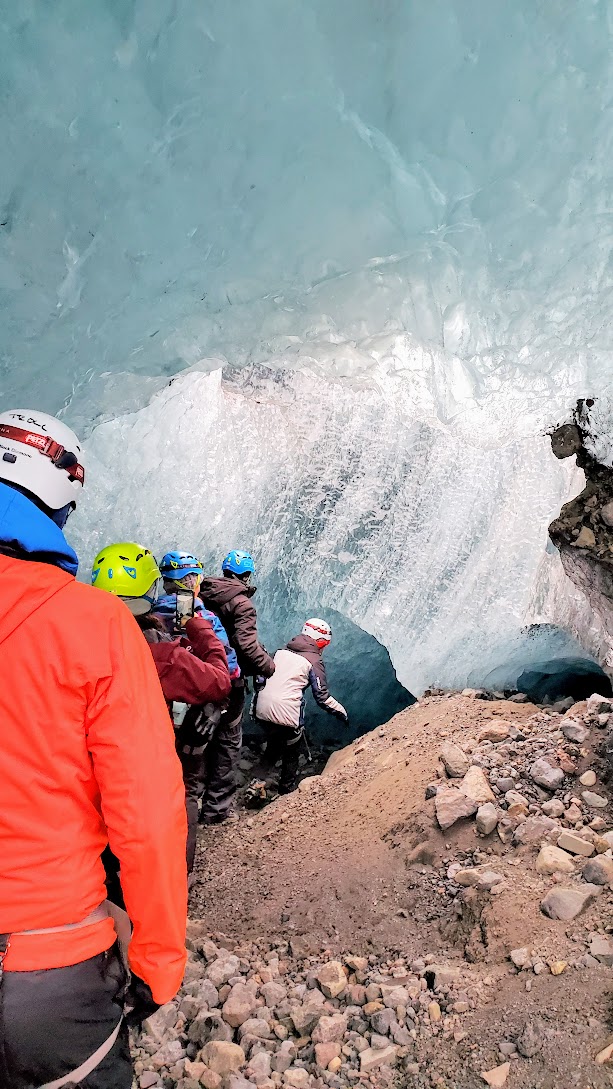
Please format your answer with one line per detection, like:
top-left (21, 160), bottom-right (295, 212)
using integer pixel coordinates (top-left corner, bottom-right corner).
top-left (175, 572), bottom-right (201, 593)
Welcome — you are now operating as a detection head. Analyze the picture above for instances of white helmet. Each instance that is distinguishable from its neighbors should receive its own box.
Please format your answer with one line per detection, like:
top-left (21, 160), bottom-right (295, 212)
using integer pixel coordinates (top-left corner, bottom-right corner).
top-left (0, 409), bottom-right (84, 510)
top-left (302, 617), bottom-right (332, 648)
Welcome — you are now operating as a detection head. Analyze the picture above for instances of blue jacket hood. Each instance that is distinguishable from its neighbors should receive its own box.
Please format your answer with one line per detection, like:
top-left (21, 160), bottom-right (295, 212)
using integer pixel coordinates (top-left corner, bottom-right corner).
top-left (0, 482), bottom-right (78, 576)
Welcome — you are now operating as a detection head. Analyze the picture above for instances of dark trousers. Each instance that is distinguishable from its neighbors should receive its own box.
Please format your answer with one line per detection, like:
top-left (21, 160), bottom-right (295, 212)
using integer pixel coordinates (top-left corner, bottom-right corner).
top-left (0, 946), bottom-right (131, 1089)
top-left (200, 683), bottom-right (245, 821)
top-left (259, 719), bottom-right (303, 794)
top-left (177, 746), bottom-right (205, 872)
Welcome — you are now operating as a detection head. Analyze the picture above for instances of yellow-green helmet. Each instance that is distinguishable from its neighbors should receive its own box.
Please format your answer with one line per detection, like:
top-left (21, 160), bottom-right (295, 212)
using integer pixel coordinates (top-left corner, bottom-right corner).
top-left (91, 542), bottom-right (162, 615)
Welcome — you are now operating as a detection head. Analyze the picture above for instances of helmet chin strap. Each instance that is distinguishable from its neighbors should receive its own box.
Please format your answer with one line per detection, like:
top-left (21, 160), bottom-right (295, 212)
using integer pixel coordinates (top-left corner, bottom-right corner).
top-left (49, 502), bottom-right (74, 530)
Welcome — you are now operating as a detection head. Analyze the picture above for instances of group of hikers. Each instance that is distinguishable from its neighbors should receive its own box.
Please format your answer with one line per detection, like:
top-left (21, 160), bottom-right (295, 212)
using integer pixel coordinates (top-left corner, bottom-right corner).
top-left (0, 408), bottom-right (348, 1089)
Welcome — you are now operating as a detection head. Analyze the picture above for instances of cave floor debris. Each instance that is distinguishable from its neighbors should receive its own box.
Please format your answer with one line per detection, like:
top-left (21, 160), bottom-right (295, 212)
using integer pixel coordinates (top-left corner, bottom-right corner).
top-left (137, 693), bottom-right (613, 1088)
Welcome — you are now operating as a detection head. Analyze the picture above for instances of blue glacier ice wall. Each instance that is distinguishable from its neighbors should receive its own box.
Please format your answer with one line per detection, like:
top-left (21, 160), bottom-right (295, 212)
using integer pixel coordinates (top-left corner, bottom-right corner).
top-left (2, 1), bottom-right (613, 694)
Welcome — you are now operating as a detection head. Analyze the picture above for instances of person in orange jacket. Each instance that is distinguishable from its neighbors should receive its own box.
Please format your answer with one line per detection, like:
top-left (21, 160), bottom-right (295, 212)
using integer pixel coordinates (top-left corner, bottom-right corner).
top-left (0, 410), bottom-right (188, 1089)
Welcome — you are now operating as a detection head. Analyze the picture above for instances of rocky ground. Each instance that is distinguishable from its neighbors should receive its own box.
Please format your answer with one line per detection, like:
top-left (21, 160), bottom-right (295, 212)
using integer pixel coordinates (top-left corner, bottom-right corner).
top-left (132, 692), bottom-right (613, 1089)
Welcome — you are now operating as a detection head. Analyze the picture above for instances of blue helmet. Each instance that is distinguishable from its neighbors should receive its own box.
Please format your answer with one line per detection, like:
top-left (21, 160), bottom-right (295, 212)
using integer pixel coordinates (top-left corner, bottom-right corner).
top-left (160, 550), bottom-right (203, 579)
top-left (222, 550), bottom-right (255, 577)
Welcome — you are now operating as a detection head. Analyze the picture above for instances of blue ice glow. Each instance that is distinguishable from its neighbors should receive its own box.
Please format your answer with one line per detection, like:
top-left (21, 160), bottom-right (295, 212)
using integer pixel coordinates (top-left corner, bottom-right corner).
top-left (2, 2), bottom-right (612, 690)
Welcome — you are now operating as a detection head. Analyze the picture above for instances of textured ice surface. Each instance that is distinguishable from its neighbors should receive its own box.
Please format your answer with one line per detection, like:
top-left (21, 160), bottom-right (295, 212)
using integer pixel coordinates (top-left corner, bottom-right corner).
top-left (4, 2), bottom-right (613, 688)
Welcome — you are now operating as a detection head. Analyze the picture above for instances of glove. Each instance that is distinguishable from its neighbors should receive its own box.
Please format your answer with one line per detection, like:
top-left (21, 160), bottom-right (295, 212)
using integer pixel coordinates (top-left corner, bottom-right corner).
top-left (124, 974), bottom-right (160, 1028)
top-left (334, 710), bottom-right (349, 725)
top-left (254, 675), bottom-right (266, 691)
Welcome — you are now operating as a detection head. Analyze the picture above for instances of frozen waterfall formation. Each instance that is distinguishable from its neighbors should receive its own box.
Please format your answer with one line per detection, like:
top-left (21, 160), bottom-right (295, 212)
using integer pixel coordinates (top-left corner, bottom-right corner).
top-left (3, 3), bottom-right (613, 698)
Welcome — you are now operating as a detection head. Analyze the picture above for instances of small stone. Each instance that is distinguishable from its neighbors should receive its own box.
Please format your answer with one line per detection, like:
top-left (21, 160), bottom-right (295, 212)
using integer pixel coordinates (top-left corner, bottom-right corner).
top-left (530, 758), bottom-right (564, 791)
top-left (481, 1062), bottom-right (510, 1088)
top-left (505, 790), bottom-right (529, 808)
top-left (370, 1033), bottom-right (390, 1050)
top-left (601, 501), bottom-right (613, 527)
top-left (542, 799), bottom-right (565, 818)
top-left (312, 1015), bottom-right (348, 1044)
top-left (557, 831), bottom-right (595, 856)
top-left (206, 956), bottom-right (241, 988)
top-left (508, 692), bottom-right (529, 703)
top-left (587, 694), bottom-right (613, 714)
top-left (380, 984), bottom-right (410, 1006)
top-left (589, 936), bottom-right (613, 966)
top-left (495, 777), bottom-right (516, 793)
top-left (478, 723), bottom-right (510, 743)
top-left (260, 982), bottom-right (287, 1008)
top-left (139, 1075), bottom-right (160, 1089)
top-left (476, 803), bottom-right (498, 835)
top-left (222, 984), bottom-right (258, 1028)
top-left (315, 962), bottom-right (347, 999)
top-left (582, 790), bottom-right (608, 808)
top-left (314, 1043), bottom-right (341, 1069)
top-left (535, 845), bottom-right (575, 875)
top-left (595, 1039), bottom-right (613, 1064)
top-left (579, 770), bottom-right (597, 787)
top-left (572, 525), bottom-right (596, 549)
top-left (516, 1019), bottom-right (545, 1058)
top-left (513, 815), bottom-right (557, 845)
top-left (564, 803), bottom-right (582, 823)
top-left (345, 955), bottom-right (368, 972)
top-left (428, 1001), bottom-right (441, 1022)
top-left (549, 961), bottom-right (567, 975)
top-left (200, 1041), bottom-right (246, 1077)
top-left (510, 947), bottom-right (530, 969)
top-left (435, 788), bottom-right (478, 830)
top-left (459, 765), bottom-right (496, 805)
top-left (541, 884), bottom-right (601, 920)
top-left (238, 1018), bottom-right (272, 1040)
top-left (440, 741), bottom-right (470, 778)
top-left (328, 1056), bottom-right (342, 1074)
top-left (370, 1008), bottom-right (396, 1035)
top-left (561, 720), bottom-right (588, 744)
top-left (582, 856), bottom-right (613, 885)
top-left (283, 1069), bottom-right (311, 1089)
top-left (359, 1046), bottom-right (398, 1073)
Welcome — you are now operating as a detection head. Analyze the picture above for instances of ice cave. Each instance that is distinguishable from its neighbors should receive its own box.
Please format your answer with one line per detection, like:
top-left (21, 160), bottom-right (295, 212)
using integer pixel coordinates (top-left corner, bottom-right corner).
top-left (2, 1), bottom-right (613, 717)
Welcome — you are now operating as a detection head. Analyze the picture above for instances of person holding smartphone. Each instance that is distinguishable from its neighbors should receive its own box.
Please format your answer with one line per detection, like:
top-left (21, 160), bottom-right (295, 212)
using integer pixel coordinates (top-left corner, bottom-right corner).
top-left (91, 543), bottom-right (231, 877)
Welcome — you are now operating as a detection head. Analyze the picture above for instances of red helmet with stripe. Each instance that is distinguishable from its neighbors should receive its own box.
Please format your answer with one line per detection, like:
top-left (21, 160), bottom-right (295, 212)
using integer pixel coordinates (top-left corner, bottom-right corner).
top-left (302, 617), bottom-right (332, 648)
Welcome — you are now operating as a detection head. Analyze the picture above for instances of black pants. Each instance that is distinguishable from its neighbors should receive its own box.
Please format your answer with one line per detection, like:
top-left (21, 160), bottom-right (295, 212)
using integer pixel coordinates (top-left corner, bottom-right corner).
top-left (0, 946), bottom-right (131, 1089)
top-left (259, 719), bottom-right (303, 794)
top-left (200, 683), bottom-right (244, 822)
top-left (178, 746), bottom-right (205, 871)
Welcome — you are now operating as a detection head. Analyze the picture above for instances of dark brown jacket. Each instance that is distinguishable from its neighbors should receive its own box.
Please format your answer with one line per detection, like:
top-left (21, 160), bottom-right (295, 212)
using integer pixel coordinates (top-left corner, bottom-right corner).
top-left (199, 573), bottom-right (275, 678)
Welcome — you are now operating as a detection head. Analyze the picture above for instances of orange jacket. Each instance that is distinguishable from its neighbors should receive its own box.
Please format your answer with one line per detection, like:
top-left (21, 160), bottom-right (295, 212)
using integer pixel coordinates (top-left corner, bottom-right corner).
top-left (0, 554), bottom-right (187, 1004)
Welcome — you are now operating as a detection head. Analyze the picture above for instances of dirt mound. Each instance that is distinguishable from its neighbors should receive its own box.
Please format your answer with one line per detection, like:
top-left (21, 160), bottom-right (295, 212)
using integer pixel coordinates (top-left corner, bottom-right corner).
top-left (184, 693), bottom-right (613, 1087)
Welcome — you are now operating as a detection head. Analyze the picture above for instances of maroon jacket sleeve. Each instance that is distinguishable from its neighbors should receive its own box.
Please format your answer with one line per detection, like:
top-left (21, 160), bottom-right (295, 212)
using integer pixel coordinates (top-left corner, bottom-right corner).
top-left (149, 618), bottom-right (231, 705)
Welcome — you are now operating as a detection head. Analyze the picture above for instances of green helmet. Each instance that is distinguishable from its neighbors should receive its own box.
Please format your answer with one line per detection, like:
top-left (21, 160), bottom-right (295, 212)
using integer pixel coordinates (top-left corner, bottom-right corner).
top-left (92, 542), bottom-right (161, 615)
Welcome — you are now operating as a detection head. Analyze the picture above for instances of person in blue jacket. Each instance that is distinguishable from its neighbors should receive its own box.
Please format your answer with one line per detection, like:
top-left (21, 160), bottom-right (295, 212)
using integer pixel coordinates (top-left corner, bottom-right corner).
top-left (153, 551), bottom-right (240, 680)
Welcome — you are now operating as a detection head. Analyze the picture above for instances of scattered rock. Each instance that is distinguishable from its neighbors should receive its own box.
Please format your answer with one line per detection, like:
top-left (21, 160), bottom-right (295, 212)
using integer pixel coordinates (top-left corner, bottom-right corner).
top-left (542, 799), bottom-right (565, 818)
top-left (595, 1038), bottom-right (613, 1065)
top-left (516, 1018), bottom-right (545, 1058)
top-left (509, 947), bottom-right (530, 969)
top-left (481, 1062), bottom-right (510, 1087)
top-left (549, 960), bottom-right (567, 975)
top-left (582, 856), bottom-right (613, 885)
top-left (535, 845), bottom-right (575, 875)
top-left (513, 815), bottom-right (557, 845)
top-left (200, 1041), bottom-right (246, 1077)
top-left (222, 984), bottom-right (258, 1028)
top-left (359, 1045), bottom-right (398, 1072)
top-left (601, 501), bottom-right (613, 527)
top-left (541, 885), bottom-right (601, 920)
top-left (582, 790), bottom-right (608, 808)
top-left (440, 741), bottom-right (470, 778)
top-left (314, 1042), bottom-right (341, 1069)
top-left (459, 766), bottom-right (496, 805)
top-left (478, 723), bottom-right (510, 743)
top-left (579, 770), bottom-right (597, 787)
top-left (589, 936), bottom-right (613, 966)
top-left (530, 758), bottom-right (564, 791)
top-left (315, 961), bottom-right (347, 999)
top-left (311, 1015), bottom-right (348, 1044)
top-left (435, 787), bottom-right (478, 830)
top-left (561, 720), bottom-right (588, 744)
top-left (206, 956), bottom-right (240, 988)
top-left (572, 525), bottom-right (596, 549)
top-left (476, 803), bottom-right (499, 835)
top-left (557, 831), bottom-right (595, 857)
top-left (587, 694), bottom-right (613, 714)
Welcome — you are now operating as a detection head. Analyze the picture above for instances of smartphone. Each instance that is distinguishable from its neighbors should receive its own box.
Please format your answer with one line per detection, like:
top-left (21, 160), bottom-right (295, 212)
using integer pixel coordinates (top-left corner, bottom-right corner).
top-left (175, 588), bottom-right (195, 632)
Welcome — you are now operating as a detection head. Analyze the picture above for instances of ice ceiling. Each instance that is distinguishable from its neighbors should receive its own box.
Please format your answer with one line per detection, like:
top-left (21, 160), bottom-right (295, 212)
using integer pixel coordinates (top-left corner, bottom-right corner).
top-left (2, 1), bottom-right (613, 693)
